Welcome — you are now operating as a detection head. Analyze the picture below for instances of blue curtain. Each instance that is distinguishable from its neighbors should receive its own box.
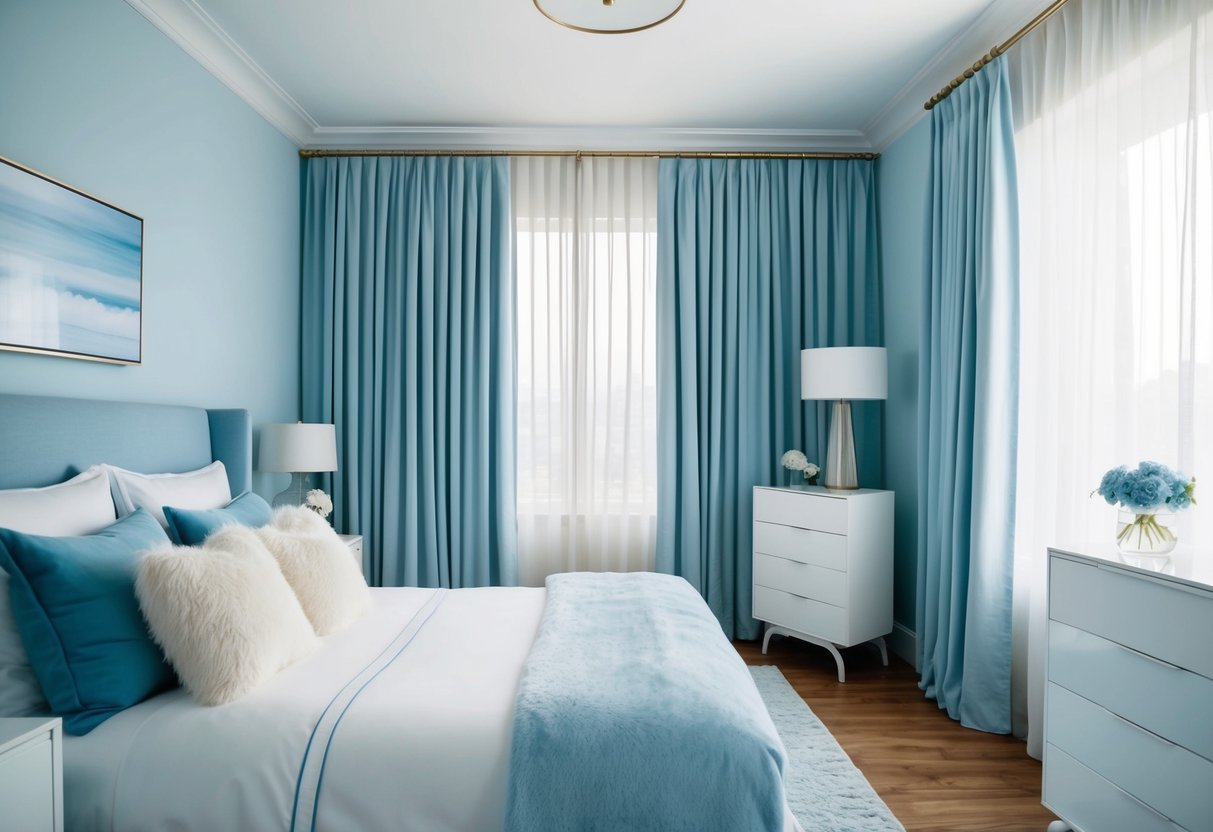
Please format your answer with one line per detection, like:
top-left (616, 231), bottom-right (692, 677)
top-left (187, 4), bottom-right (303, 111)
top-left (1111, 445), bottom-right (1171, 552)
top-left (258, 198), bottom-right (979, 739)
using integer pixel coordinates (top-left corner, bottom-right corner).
top-left (301, 156), bottom-right (517, 589)
top-left (657, 158), bottom-right (882, 640)
top-left (917, 56), bottom-right (1019, 733)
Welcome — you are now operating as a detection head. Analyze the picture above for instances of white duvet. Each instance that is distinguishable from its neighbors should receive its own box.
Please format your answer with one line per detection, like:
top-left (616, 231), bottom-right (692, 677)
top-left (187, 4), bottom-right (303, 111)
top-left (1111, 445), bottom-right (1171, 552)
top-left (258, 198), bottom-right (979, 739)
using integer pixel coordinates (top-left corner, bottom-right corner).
top-left (64, 587), bottom-right (801, 832)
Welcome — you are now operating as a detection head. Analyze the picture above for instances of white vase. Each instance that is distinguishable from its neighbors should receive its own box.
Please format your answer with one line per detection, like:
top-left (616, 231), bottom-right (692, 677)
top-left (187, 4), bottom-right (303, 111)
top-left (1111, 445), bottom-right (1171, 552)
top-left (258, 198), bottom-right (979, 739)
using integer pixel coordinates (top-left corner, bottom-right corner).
top-left (1115, 510), bottom-right (1178, 555)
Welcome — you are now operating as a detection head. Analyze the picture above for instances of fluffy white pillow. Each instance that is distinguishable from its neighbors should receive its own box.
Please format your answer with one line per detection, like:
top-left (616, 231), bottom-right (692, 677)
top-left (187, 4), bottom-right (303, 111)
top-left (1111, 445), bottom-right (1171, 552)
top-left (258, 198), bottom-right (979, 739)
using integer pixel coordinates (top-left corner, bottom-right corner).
top-left (256, 507), bottom-right (371, 636)
top-left (135, 525), bottom-right (318, 706)
top-left (0, 466), bottom-right (117, 717)
top-left (105, 461), bottom-right (231, 528)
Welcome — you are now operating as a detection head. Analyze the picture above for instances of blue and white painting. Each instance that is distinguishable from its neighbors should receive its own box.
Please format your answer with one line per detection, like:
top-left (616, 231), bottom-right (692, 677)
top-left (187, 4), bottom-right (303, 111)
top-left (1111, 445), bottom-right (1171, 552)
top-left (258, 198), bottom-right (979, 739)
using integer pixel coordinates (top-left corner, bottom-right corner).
top-left (0, 158), bottom-right (142, 363)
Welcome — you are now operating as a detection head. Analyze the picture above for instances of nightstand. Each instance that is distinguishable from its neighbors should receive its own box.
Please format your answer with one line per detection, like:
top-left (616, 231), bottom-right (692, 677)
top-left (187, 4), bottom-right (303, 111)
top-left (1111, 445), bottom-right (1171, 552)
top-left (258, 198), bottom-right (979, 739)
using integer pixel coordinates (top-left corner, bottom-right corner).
top-left (752, 485), bottom-right (894, 682)
top-left (0, 717), bottom-right (63, 832)
top-left (338, 533), bottom-right (363, 570)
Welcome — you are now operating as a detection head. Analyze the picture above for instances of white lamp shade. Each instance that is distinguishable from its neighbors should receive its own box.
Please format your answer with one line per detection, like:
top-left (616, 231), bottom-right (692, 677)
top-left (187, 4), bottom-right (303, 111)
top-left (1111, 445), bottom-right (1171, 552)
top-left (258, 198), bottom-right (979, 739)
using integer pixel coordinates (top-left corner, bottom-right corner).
top-left (801, 347), bottom-right (888, 401)
top-left (258, 423), bottom-right (338, 473)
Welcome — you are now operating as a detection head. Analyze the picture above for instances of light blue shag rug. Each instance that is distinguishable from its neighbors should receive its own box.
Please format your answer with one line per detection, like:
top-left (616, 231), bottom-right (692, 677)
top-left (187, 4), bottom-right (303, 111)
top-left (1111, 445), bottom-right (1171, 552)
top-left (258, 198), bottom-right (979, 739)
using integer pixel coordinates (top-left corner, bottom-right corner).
top-left (751, 666), bottom-right (905, 832)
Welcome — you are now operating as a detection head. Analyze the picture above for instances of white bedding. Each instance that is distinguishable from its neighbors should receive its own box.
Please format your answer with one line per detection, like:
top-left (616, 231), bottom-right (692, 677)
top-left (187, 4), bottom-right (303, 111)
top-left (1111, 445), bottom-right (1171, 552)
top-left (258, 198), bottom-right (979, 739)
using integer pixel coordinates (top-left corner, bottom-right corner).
top-left (65, 586), bottom-right (801, 832)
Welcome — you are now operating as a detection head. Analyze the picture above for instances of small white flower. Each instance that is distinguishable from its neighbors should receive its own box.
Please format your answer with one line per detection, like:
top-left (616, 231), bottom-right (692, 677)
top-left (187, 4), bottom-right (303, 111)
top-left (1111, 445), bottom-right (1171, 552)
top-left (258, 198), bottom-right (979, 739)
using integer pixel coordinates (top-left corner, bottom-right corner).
top-left (305, 489), bottom-right (333, 518)
top-left (781, 450), bottom-right (809, 472)
top-left (803, 463), bottom-right (820, 478)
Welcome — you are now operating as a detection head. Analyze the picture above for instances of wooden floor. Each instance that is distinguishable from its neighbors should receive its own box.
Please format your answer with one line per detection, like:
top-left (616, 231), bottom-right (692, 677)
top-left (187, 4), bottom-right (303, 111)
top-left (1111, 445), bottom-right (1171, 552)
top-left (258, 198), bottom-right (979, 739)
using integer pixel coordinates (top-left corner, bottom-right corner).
top-left (735, 636), bottom-right (1058, 832)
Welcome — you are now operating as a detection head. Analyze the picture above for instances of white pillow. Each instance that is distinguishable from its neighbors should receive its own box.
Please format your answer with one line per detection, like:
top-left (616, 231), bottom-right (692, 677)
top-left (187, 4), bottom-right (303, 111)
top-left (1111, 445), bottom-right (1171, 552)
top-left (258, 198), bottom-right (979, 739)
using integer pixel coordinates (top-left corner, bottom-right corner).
top-left (0, 467), bottom-right (117, 718)
top-left (0, 466), bottom-right (116, 535)
top-left (256, 507), bottom-right (371, 636)
top-left (105, 461), bottom-right (231, 528)
top-left (135, 525), bottom-right (318, 706)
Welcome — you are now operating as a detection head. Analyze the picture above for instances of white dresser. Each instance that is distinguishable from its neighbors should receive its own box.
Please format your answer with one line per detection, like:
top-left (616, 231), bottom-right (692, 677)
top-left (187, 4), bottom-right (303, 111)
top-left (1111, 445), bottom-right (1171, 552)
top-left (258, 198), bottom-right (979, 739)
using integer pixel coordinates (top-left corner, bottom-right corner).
top-left (1044, 548), bottom-right (1213, 832)
top-left (752, 485), bottom-right (894, 682)
top-left (0, 717), bottom-right (63, 832)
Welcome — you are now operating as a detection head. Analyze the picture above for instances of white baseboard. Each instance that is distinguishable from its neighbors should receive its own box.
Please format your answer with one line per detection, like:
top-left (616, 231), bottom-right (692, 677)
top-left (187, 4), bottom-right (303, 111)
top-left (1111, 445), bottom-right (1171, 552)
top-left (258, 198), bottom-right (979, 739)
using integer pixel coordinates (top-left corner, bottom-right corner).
top-left (888, 622), bottom-right (918, 670)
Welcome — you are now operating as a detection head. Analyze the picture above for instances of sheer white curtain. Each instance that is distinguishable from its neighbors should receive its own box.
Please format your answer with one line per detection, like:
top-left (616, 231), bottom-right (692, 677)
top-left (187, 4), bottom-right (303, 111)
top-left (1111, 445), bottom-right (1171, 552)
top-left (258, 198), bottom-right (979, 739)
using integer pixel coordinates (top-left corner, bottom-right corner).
top-left (1009, 0), bottom-right (1213, 757)
top-left (511, 156), bottom-right (659, 586)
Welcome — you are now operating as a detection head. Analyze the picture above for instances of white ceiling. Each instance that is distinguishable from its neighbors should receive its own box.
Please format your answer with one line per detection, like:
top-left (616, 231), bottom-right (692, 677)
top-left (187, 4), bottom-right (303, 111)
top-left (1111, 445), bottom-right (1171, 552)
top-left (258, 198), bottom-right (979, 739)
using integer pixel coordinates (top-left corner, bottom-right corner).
top-left (126, 0), bottom-right (1045, 151)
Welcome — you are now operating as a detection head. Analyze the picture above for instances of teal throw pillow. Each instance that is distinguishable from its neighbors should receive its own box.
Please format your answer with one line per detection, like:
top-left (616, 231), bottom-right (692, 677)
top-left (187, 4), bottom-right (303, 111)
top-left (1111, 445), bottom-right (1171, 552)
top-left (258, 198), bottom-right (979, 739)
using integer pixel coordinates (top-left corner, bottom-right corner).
top-left (163, 491), bottom-right (273, 546)
top-left (0, 509), bottom-right (176, 734)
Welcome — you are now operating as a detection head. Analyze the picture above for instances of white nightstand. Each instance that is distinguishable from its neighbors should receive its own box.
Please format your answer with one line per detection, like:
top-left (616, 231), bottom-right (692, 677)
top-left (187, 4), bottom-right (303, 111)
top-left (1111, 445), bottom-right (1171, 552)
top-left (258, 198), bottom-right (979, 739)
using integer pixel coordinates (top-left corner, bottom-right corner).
top-left (753, 485), bottom-right (894, 682)
top-left (338, 533), bottom-right (363, 569)
top-left (0, 717), bottom-right (63, 832)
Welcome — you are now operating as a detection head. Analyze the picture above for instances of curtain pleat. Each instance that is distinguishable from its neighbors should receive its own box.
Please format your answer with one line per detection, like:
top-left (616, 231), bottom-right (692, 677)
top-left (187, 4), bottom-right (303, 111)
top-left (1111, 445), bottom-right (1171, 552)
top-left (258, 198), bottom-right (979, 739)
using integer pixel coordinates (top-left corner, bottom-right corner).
top-left (657, 158), bottom-right (882, 640)
top-left (302, 156), bottom-right (516, 589)
top-left (917, 56), bottom-right (1019, 734)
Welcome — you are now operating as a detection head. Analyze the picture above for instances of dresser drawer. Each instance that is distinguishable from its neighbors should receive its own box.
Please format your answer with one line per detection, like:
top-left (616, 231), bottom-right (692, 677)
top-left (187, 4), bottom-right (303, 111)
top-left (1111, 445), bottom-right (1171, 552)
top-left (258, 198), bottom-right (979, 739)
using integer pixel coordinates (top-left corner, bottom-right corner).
top-left (1050, 556), bottom-right (1213, 679)
top-left (753, 586), bottom-right (846, 644)
top-left (753, 522), bottom-right (847, 571)
top-left (753, 553), bottom-right (846, 607)
top-left (0, 734), bottom-right (56, 832)
top-left (1048, 683), bottom-right (1213, 830)
top-left (1044, 744), bottom-right (1183, 832)
top-left (1050, 620), bottom-right (1213, 762)
top-left (753, 490), bottom-right (847, 535)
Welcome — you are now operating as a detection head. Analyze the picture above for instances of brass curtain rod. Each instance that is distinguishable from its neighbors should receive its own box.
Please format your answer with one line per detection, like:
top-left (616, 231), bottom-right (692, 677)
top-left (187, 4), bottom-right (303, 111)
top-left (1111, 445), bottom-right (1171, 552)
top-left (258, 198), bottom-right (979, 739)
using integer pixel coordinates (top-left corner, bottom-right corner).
top-left (924, 0), bottom-right (1072, 110)
top-left (299, 149), bottom-right (879, 160)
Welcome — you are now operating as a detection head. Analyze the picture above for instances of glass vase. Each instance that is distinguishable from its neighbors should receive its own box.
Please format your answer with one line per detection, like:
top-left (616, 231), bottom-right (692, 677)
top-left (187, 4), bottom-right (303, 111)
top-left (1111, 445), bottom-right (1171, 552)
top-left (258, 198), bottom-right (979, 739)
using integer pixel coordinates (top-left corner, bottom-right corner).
top-left (1115, 510), bottom-right (1178, 555)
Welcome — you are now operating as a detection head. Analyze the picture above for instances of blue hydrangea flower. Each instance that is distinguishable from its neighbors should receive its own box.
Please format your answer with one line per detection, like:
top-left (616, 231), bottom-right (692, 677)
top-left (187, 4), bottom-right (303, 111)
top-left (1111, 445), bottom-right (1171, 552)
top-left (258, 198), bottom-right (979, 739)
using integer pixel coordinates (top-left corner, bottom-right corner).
top-left (1166, 472), bottom-right (1197, 510)
top-left (1097, 466), bottom-right (1129, 504)
top-left (1138, 460), bottom-right (1168, 477)
top-left (1122, 473), bottom-right (1170, 512)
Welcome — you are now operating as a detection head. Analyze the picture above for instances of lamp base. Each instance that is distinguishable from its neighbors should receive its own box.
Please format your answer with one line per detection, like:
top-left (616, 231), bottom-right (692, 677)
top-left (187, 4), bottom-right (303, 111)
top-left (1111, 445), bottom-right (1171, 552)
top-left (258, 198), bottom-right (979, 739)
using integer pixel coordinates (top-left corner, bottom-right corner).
top-left (272, 472), bottom-right (311, 508)
top-left (824, 400), bottom-right (859, 490)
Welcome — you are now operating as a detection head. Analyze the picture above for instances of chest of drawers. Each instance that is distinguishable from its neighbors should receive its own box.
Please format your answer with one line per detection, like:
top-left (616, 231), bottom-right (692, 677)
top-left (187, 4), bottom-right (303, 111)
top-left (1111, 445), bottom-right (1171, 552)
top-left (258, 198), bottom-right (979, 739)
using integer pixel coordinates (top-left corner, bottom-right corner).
top-left (1044, 549), bottom-right (1213, 832)
top-left (752, 485), bottom-right (894, 682)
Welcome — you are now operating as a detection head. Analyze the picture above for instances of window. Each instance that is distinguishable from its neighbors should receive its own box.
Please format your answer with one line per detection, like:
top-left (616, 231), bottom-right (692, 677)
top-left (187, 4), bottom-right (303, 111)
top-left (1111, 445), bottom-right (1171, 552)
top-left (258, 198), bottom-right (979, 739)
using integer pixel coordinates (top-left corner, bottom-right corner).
top-left (1009, 0), bottom-right (1213, 755)
top-left (512, 156), bottom-right (659, 585)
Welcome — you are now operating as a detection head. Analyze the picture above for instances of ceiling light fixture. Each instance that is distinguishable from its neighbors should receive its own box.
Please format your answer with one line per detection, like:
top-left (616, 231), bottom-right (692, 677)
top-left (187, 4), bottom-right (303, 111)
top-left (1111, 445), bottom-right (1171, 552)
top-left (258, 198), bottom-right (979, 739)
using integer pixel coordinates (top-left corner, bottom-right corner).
top-left (533, 0), bottom-right (685, 34)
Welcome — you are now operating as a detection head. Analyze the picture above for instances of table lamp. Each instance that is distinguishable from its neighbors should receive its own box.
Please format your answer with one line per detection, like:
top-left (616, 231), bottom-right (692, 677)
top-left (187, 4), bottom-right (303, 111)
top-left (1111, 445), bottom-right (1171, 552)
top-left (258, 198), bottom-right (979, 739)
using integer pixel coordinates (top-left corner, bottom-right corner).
top-left (258, 422), bottom-right (338, 508)
top-left (801, 347), bottom-right (887, 490)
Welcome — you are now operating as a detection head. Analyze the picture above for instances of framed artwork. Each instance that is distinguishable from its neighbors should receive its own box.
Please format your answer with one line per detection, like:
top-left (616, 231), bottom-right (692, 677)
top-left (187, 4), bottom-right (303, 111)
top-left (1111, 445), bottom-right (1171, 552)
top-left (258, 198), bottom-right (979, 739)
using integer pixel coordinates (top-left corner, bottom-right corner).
top-left (0, 156), bottom-right (143, 365)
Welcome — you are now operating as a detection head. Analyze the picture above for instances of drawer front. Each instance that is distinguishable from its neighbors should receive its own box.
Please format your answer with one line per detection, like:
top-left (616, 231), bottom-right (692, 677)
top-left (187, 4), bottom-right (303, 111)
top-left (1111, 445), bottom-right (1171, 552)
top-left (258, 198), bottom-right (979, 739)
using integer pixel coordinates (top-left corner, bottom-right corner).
top-left (1050, 620), bottom-right (1213, 761)
top-left (1044, 744), bottom-right (1183, 832)
top-left (1048, 683), bottom-right (1213, 830)
top-left (0, 734), bottom-right (55, 832)
top-left (753, 489), bottom-right (847, 535)
top-left (753, 585), bottom-right (846, 644)
top-left (1050, 555), bottom-right (1213, 679)
top-left (753, 522), bottom-right (848, 571)
top-left (753, 553), bottom-right (846, 607)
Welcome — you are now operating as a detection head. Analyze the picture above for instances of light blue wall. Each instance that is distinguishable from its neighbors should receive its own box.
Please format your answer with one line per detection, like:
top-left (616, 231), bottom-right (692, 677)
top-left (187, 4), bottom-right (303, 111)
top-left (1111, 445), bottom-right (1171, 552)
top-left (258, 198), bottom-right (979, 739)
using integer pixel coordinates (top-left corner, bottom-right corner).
top-left (0, 0), bottom-right (300, 497)
top-left (878, 116), bottom-right (930, 632)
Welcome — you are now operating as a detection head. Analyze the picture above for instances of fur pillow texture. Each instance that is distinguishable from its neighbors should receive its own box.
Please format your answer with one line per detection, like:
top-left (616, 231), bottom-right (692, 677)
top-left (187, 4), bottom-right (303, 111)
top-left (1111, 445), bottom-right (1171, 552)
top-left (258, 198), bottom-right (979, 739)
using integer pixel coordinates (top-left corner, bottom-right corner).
top-left (135, 525), bottom-right (318, 706)
top-left (256, 507), bottom-right (371, 637)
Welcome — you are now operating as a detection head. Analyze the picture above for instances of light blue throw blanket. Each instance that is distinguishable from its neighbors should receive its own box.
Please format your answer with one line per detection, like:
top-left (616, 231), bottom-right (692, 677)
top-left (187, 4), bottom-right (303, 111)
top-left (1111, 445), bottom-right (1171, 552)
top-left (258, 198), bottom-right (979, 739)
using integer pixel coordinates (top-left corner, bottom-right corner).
top-left (505, 572), bottom-right (787, 832)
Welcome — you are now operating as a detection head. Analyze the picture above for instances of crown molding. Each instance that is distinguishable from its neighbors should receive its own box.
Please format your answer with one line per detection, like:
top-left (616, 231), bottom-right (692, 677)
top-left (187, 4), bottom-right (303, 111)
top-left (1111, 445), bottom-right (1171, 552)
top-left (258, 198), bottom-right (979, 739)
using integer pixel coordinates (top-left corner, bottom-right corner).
top-left (124, 0), bottom-right (317, 145)
top-left (128, 0), bottom-right (1038, 154)
top-left (305, 126), bottom-right (873, 153)
top-left (124, 0), bottom-right (872, 152)
top-left (863, 0), bottom-right (1043, 150)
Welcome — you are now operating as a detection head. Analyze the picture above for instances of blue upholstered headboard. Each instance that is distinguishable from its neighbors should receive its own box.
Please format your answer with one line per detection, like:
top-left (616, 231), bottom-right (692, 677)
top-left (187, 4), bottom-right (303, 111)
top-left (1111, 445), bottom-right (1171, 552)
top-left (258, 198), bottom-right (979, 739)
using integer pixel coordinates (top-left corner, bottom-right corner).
top-left (0, 394), bottom-right (251, 494)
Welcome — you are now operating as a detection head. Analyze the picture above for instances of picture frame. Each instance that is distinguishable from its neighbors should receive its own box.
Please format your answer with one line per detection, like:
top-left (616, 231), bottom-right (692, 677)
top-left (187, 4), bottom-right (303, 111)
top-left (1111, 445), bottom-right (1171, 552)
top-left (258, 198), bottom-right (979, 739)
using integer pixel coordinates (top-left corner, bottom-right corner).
top-left (0, 155), bottom-right (143, 365)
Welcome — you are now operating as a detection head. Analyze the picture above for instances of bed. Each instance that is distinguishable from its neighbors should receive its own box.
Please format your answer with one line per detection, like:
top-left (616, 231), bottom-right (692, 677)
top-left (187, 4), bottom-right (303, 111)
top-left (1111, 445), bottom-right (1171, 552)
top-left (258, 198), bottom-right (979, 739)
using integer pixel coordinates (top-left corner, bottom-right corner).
top-left (0, 393), bottom-right (800, 832)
